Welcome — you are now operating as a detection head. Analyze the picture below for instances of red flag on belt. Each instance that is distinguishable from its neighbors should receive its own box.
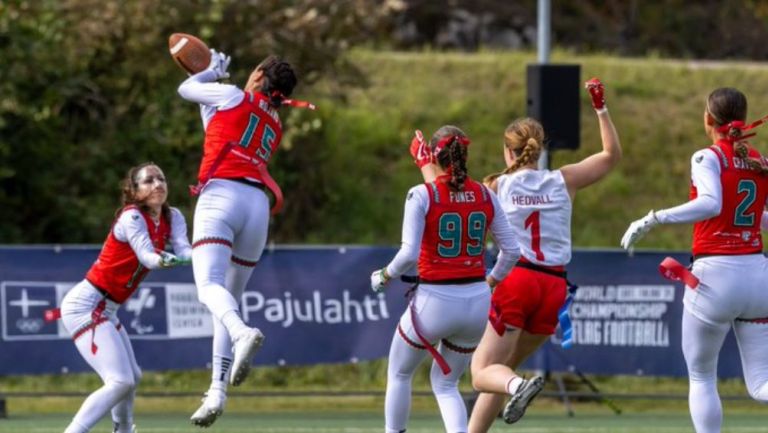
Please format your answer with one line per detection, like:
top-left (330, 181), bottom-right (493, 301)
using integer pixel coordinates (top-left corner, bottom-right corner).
top-left (659, 257), bottom-right (699, 289)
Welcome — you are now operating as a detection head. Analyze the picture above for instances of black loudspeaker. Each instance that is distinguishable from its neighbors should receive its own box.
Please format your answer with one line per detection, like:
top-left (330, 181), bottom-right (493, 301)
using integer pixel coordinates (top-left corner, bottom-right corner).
top-left (526, 64), bottom-right (581, 150)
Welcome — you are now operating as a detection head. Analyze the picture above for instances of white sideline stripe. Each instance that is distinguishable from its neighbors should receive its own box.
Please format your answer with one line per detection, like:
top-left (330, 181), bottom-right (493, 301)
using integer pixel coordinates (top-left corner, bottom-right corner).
top-left (169, 37), bottom-right (189, 55)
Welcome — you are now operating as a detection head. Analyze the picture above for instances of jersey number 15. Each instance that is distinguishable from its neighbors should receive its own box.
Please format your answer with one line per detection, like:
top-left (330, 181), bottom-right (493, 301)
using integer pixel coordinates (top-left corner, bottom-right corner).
top-left (239, 113), bottom-right (277, 161)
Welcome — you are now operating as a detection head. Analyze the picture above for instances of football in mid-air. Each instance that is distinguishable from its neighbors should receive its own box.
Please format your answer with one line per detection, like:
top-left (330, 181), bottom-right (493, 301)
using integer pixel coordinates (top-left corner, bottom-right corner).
top-left (168, 33), bottom-right (211, 74)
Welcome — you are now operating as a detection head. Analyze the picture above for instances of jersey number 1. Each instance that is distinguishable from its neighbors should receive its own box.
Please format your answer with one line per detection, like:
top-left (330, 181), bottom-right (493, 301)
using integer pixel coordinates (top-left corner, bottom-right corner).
top-left (525, 210), bottom-right (545, 261)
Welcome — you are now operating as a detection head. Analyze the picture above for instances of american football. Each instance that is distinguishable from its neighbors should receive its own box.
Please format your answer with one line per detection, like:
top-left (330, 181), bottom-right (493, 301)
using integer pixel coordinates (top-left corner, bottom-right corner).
top-left (168, 33), bottom-right (211, 74)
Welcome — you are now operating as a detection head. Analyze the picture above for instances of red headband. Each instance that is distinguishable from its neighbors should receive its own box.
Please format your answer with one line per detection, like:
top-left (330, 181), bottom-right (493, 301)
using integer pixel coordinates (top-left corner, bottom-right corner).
top-left (716, 114), bottom-right (768, 142)
top-left (433, 134), bottom-right (470, 157)
top-left (271, 91), bottom-right (316, 110)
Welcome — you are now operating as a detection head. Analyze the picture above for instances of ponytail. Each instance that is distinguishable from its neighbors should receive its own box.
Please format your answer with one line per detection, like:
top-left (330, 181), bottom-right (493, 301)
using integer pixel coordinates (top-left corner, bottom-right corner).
top-left (447, 139), bottom-right (468, 191)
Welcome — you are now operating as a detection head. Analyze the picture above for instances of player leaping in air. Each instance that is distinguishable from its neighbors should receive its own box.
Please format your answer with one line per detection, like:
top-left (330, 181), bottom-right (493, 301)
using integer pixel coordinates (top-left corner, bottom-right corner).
top-left (177, 48), bottom-right (313, 427)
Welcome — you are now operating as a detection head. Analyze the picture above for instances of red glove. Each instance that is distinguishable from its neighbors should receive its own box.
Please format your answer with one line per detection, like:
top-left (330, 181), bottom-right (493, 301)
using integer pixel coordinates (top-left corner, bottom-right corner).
top-left (585, 77), bottom-right (606, 111)
top-left (409, 130), bottom-right (434, 168)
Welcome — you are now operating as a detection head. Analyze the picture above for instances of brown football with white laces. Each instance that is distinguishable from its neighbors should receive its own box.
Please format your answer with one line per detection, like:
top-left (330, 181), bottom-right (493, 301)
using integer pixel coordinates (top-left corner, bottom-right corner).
top-left (168, 33), bottom-right (211, 74)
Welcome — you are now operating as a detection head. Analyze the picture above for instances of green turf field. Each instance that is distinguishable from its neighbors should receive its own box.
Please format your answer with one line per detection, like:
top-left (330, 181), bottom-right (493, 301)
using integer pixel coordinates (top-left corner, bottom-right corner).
top-left (2, 410), bottom-right (765, 433)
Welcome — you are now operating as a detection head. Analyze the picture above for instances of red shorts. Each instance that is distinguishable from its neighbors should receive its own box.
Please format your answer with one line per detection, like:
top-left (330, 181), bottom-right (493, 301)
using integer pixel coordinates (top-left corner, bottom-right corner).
top-left (491, 262), bottom-right (567, 335)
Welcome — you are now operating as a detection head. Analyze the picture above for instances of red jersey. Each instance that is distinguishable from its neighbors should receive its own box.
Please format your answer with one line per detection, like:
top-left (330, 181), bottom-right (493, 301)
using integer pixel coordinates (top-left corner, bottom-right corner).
top-left (197, 91), bottom-right (283, 183)
top-left (86, 206), bottom-right (170, 303)
top-left (418, 176), bottom-right (495, 281)
top-left (691, 140), bottom-right (768, 256)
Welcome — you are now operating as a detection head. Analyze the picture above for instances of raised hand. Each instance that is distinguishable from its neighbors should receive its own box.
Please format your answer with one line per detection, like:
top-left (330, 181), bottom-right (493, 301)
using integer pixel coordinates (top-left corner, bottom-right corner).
top-left (620, 210), bottom-right (659, 250)
top-left (409, 130), bottom-right (434, 168)
top-left (207, 49), bottom-right (231, 80)
top-left (585, 77), bottom-right (606, 112)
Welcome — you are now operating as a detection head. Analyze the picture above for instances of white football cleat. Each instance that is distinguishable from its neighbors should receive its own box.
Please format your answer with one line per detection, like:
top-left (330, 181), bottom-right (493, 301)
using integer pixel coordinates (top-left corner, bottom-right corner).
top-left (190, 389), bottom-right (227, 428)
top-left (229, 327), bottom-right (265, 387)
top-left (503, 375), bottom-right (544, 424)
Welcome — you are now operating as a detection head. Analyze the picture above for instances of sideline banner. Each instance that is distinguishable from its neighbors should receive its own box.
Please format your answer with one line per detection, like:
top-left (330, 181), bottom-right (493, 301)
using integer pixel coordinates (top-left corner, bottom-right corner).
top-left (0, 246), bottom-right (743, 377)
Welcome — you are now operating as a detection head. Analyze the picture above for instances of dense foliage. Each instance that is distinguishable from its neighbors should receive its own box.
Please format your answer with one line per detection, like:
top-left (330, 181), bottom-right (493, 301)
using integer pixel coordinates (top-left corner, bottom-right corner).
top-left (0, 0), bottom-right (393, 243)
top-left (4, 0), bottom-right (768, 250)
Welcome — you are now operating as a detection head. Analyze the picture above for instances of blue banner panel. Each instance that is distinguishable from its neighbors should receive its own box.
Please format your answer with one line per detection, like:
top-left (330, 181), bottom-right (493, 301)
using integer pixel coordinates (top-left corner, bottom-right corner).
top-left (0, 246), bottom-right (745, 378)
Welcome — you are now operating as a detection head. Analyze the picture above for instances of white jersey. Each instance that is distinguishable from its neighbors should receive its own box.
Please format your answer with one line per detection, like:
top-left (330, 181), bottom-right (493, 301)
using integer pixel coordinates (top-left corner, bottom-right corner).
top-left (496, 168), bottom-right (572, 266)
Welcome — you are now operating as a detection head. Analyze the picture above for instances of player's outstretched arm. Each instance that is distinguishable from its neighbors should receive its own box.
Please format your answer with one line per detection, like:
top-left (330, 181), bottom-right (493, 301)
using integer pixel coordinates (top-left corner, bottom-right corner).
top-left (560, 78), bottom-right (622, 196)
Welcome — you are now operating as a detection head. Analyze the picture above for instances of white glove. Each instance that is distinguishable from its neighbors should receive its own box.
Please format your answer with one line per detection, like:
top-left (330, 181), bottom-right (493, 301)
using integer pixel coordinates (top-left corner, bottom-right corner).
top-left (370, 268), bottom-right (391, 293)
top-left (159, 251), bottom-right (181, 268)
top-left (620, 210), bottom-right (660, 250)
top-left (206, 49), bottom-right (231, 80)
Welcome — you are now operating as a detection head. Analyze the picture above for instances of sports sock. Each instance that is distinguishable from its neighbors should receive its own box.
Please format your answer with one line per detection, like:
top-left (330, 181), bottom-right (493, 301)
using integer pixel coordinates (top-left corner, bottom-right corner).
top-left (506, 376), bottom-right (524, 395)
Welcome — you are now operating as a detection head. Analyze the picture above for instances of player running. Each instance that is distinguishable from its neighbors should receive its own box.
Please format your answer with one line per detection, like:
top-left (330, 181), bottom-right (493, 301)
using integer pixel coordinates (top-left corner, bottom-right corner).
top-left (622, 87), bottom-right (768, 433)
top-left (371, 125), bottom-right (521, 433)
top-left (460, 78), bottom-right (621, 431)
top-left (60, 163), bottom-right (191, 433)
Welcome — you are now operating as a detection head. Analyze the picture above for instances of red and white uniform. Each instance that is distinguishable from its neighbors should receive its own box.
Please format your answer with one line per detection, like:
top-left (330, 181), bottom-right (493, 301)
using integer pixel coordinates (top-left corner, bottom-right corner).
top-left (60, 206), bottom-right (191, 433)
top-left (197, 91), bottom-right (282, 184)
top-left (652, 140), bottom-right (768, 433)
top-left (87, 206), bottom-right (168, 303)
top-left (178, 69), bottom-right (278, 394)
top-left (689, 140), bottom-right (767, 256)
top-left (382, 175), bottom-right (520, 433)
top-left (492, 168), bottom-right (572, 334)
top-left (416, 177), bottom-right (496, 282)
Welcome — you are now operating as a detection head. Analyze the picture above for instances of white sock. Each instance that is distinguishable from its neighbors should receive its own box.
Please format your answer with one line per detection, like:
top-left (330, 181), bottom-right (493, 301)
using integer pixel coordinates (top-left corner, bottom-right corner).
top-left (506, 376), bottom-right (524, 395)
top-left (221, 310), bottom-right (249, 340)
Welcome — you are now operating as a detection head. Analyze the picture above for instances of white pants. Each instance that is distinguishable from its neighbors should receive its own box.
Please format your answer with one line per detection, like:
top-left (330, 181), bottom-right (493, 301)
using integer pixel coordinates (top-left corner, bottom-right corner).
top-left (60, 281), bottom-right (140, 433)
top-left (683, 254), bottom-right (768, 433)
top-left (192, 179), bottom-right (270, 389)
top-left (385, 282), bottom-right (490, 433)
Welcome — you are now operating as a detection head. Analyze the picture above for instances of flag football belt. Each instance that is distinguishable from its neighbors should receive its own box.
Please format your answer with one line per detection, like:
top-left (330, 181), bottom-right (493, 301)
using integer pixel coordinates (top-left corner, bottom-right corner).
top-left (85, 279), bottom-right (119, 302)
top-left (514, 260), bottom-right (579, 348)
top-left (227, 177), bottom-right (266, 190)
top-left (190, 141), bottom-right (284, 215)
top-left (692, 251), bottom-right (761, 262)
top-left (400, 275), bottom-right (486, 285)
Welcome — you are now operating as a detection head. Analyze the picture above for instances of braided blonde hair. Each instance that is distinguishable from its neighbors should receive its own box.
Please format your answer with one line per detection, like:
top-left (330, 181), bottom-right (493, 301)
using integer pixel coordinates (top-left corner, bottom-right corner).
top-left (484, 118), bottom-right (545, 184)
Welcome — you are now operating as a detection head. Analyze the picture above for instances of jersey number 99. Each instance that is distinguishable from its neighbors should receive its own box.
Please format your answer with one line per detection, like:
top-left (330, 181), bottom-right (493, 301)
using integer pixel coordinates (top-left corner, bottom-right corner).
top-left (438, 212), bottom-right (487, 258)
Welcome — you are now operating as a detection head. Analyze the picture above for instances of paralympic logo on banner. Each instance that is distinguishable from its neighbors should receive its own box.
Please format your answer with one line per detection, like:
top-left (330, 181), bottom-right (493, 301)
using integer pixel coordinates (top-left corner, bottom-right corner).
top-left (0, 281), bottom-right (213, 341)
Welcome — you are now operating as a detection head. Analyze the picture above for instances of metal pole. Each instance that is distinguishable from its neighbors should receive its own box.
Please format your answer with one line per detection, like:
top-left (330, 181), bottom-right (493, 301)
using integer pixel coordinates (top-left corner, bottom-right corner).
top-left (537, 0), bottom-right (551, 64)
top-left (537, 0), bottom-right (551, 169)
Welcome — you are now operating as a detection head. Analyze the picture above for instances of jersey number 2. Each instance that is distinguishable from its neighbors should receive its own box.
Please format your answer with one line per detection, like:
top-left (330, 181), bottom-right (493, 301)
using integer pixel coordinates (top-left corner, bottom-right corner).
top-left (525, 211), bottom-right (545, 261)
top-left (438, 212), bottom-right (486, 258)
top-left (239, 113), bottom-right (276, 161)
top-left (734, 179), bottom-right (757, 226)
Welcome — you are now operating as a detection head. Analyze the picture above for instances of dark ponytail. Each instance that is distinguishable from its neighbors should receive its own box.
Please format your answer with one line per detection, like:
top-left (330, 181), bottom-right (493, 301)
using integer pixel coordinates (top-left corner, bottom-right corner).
top-left (257, 55), bottom-right (298, 108)
top-left (431, 125), bottom-right (469, 191)
top-left (707, 88), bottom-right (768, 175)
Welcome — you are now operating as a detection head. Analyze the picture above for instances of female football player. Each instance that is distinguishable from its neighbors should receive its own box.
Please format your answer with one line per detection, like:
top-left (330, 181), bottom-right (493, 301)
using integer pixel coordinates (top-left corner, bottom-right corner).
top-left (177, 49), bottom-right (304, 427)
top-left (421, 79), bottom-right (620, 432)
top-left (621, 87), bottom-right (768, 433)
top-left (371, 125), bottom-right (521, 433)
top-left (61, 162), bottom-right (191, 433)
